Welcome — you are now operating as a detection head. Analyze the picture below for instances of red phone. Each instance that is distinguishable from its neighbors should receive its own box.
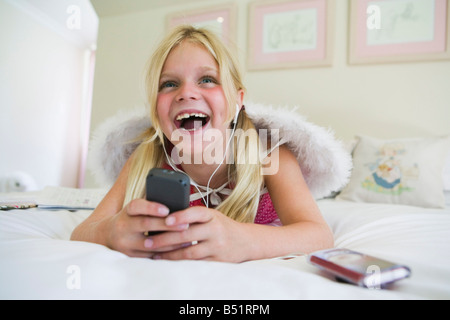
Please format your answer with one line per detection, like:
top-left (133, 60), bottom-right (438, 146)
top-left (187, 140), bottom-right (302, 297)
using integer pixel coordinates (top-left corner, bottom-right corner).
top-left (308, 248), bottom-right (411, 289)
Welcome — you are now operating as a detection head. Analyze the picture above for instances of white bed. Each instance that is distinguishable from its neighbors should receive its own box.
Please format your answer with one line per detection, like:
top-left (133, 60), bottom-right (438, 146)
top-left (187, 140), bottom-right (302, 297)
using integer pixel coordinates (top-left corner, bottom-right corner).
top-left (2, 105), bottom-right (450, 300)
top-left (1, 196), bottom-right (449, 300)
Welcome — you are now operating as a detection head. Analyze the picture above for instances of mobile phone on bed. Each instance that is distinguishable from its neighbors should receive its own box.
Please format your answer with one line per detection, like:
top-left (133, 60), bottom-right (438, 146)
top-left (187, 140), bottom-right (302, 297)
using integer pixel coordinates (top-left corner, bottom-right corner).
top-left (308, 248), bottom-right (411, 289)
top-left (145, 168), bottom-right (190, 235)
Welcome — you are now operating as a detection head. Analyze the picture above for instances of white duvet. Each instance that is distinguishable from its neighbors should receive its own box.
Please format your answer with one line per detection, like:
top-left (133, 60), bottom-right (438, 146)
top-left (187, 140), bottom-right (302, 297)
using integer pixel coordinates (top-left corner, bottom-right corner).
top-left (1, 199), bottom-right (449, 300)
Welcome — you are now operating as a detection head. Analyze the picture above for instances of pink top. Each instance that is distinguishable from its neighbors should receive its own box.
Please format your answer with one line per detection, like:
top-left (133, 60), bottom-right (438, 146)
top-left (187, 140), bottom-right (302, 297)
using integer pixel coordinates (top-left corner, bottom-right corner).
top-left (162, 164), bottom-right (280, 225)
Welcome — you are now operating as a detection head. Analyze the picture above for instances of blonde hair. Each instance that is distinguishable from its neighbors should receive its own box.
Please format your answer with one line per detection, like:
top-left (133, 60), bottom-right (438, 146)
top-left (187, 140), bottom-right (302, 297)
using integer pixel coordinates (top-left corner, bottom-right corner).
top-left (124, 25), bottom-right (263, 223)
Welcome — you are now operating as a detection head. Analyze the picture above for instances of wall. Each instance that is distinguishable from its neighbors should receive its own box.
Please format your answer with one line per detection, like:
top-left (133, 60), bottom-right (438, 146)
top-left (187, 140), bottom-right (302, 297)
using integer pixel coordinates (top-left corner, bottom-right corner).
top-left (0, 0), bottom-right (96, 190)
top-left (86, 0), bottom-right (450, 187)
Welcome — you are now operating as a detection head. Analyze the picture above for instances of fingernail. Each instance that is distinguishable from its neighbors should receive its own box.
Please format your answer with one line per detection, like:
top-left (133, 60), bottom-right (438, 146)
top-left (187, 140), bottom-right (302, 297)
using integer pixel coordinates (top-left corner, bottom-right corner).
top-left (176, 223), bottom-right (189, 230)
top-left (158, 206), bottom-right (170, 215)
top-left (144, 238), bottom-right (153, 248)
top-left (165, 216), bottom-right (176, 226)
top-left (181, 242), bottom-right (192, 248)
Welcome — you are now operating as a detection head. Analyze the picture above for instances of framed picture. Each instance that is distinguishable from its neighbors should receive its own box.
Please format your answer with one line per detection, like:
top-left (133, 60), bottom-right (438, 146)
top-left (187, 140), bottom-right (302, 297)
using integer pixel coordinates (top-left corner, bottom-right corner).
top-left (247, 0), bottom-right (334, 70)
top-left (349, 0), bottom-right (450, 65)
top-left (167, 3), bottom-right (237, 46)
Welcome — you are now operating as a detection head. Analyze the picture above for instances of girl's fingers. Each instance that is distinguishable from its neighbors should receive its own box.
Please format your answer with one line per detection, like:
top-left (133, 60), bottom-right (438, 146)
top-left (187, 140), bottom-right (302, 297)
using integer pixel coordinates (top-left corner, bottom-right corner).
top-left (123, 231), bottom-right (189, 256)
top-left (126, 199), bottom-right (169, 217)
top-left (152, 241), bottom-right (211, 261)
top-left (165, 206), bottom-right (214, 227)
top-left (145, 223), bottom-right (207, 251)
top-left (123, 199), bottom-right (176, 234)
top-left (132, 215), bottom-right (188, 234)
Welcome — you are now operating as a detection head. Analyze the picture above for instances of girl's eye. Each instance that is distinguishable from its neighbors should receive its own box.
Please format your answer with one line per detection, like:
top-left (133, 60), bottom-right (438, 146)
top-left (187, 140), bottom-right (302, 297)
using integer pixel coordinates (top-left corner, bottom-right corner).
top-left (200, 76), bottom-right (217, 85)
top-left (159, 81), bottom-right (177, 90)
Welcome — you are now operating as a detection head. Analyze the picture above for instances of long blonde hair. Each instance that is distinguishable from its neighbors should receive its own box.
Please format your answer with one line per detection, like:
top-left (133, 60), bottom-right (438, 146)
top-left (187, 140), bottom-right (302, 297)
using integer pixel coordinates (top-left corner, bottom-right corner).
top-left (124, 25), bottom-right (263, 223)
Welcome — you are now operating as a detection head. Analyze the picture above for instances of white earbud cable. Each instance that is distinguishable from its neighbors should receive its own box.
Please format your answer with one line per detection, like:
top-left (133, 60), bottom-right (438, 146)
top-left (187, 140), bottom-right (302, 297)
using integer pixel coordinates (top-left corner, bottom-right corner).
top-left (162, 104), bottom-right (241, 208)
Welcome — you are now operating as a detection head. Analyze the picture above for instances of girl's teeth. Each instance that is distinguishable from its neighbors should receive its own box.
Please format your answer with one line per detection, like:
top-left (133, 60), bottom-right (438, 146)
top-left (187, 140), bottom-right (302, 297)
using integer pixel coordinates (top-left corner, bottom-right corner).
top-left (176, 113), bottom-right (207, 121)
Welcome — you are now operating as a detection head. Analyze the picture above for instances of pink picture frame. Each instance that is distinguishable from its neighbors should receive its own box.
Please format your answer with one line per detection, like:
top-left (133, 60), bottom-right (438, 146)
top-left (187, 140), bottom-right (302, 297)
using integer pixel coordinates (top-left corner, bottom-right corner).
top-left (167, 3), bottom-right (237, 46)
top-left (247, 0), bottom-right (334, 70)
top-left (349, 0), bottom-right (450, 65)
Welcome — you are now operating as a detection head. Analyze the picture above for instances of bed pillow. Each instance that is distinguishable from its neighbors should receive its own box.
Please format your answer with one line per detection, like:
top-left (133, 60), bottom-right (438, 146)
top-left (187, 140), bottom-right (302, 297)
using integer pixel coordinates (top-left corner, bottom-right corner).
top-left (337, 135), bottom-right (450, 208)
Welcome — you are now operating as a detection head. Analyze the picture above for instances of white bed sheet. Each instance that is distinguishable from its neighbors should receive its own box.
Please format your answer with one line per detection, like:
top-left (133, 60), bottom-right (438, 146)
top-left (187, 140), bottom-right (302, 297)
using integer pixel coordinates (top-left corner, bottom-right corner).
top-left (1, 198), bottom-right (449, 300)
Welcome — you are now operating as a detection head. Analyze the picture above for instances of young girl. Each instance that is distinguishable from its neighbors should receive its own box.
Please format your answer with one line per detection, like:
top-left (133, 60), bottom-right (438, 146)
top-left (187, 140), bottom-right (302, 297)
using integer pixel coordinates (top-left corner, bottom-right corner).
top-left (71, 25), bottom-right (333, 262)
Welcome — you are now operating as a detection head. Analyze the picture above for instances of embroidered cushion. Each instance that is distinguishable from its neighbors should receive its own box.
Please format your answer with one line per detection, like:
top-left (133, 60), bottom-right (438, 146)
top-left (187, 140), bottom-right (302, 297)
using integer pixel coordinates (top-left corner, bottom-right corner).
top-left (337, 135), bottom-right (450, 208)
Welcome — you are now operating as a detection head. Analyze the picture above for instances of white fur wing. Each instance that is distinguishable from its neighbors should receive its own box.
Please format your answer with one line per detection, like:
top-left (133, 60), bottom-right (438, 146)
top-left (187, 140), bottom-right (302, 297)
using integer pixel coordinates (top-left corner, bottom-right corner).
top-left (88, 103), bottom-right (352, 198)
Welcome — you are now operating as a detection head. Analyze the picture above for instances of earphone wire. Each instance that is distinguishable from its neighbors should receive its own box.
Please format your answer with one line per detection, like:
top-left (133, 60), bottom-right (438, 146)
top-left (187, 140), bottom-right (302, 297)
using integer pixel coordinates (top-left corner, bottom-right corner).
top-left (205, 105), bottom-right (240, 207)
top-left (162, 143), bottom-right (208, 205)
top-left (162, 104), bottom-right (241, 208)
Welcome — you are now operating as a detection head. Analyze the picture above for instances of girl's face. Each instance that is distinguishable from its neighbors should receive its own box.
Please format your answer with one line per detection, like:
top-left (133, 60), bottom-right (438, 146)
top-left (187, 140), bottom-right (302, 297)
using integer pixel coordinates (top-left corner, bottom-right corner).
top-left (156, 41), bottom-right (241, 162)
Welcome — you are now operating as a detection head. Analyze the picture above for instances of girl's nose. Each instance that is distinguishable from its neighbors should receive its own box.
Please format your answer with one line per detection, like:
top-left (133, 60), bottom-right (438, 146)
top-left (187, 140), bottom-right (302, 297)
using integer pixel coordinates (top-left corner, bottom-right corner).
top-left (175, 82), bottom-right (200, 102)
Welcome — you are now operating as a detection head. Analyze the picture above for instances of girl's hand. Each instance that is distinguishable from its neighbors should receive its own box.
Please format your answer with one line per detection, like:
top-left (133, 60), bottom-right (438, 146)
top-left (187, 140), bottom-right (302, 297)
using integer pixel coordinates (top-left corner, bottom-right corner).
top-left (145, 206), bottom-right (250, 262)
top-left (105, 199), bottom-right (188, 258)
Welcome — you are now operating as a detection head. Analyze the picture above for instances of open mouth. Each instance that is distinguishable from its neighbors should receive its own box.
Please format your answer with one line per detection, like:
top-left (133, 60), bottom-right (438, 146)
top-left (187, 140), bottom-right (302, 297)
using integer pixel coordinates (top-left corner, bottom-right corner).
top-left (174, 112), bottom-right (210, 131)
